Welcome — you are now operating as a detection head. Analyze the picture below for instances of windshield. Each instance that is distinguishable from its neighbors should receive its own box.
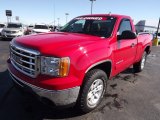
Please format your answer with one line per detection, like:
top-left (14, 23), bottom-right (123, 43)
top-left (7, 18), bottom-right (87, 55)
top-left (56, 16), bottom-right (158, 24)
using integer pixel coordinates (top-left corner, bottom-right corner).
top-left (49, 26), bottom-right (53, 28)
top-left (29, 25), bottom-right (33, 28)
top-left (0, 24), bottom-right (5, 28)
top-left (60, 16), bottom-right (117, 37)
top-left (7, 23), bottom-right (22, 28)
top-left (34, 25), bottom-right (49, 29)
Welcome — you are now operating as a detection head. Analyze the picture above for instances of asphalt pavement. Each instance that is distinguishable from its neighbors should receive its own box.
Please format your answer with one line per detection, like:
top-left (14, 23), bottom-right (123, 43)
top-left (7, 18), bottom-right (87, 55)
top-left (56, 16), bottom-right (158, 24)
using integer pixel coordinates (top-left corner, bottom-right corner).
top-left (0, 38), bottom-right (160, 120)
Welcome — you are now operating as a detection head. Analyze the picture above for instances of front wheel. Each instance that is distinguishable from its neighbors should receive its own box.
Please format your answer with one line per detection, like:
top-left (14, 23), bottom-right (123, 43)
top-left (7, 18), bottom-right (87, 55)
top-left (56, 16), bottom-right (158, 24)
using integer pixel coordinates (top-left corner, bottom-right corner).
top-left (78, 69), bottom-right (107, 113)
top-left (133, 52), bottom-right (147, 73)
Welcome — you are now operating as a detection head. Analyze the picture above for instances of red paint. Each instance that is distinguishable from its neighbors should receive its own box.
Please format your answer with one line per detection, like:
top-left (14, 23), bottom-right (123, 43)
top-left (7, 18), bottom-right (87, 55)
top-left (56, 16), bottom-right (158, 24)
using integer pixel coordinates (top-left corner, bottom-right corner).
top-left (8, 14), bottom-right (152, 90)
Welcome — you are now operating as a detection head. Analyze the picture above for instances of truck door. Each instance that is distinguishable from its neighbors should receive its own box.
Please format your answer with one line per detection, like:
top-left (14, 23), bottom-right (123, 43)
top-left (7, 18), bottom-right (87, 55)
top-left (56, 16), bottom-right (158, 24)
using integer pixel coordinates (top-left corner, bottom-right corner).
top-left (114, 18), bottom-right (137, 73)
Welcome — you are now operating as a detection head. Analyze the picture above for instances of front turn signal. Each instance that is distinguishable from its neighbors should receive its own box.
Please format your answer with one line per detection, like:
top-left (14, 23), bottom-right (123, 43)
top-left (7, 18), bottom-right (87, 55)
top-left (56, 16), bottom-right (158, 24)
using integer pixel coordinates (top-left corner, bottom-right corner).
top-left (59, 57), bottom-right (70, 77)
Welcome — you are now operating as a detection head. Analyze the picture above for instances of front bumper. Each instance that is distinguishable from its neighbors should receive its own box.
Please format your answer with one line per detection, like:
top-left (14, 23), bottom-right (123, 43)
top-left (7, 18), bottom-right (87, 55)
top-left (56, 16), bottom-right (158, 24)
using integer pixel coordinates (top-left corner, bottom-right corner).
top-left (1, 33), bottom-right (23, 38)
top-left (9, 69), bottom-right (80, 106)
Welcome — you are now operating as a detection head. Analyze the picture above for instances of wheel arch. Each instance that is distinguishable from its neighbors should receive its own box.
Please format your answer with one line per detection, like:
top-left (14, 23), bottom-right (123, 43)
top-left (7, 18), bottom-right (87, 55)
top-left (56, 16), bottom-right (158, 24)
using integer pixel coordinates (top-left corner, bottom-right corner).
top-left (144, 45), bottom-right (151, 54)
top-left (85, 60), bottom-right (112, 79)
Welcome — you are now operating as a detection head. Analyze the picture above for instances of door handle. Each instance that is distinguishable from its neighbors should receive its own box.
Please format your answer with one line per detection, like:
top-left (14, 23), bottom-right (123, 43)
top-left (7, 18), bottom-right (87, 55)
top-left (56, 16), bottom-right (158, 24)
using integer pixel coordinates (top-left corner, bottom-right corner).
top-left (131, 43), bottom-right (135, 48)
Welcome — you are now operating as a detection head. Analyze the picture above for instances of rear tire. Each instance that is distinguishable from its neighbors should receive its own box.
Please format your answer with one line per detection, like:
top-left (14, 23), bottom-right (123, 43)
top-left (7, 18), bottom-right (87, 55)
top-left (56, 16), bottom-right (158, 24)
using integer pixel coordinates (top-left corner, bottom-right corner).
top-left (133, 52), bottom-right (147, 73)
top-left (78, 69), bottom-right (107, 113)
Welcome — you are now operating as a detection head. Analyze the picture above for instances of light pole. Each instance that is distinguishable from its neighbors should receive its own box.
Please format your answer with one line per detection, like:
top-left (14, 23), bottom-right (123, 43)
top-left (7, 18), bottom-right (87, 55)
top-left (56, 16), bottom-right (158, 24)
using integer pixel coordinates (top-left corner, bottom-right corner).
top-left (156, 18), bottom-right (160, 39)
top-left (53, 0), bottom-right (56, 27)
top-left (57, 18), bottom-right (60, 27)
top-left (90, 0), bottom-right (96, 14)
top-left (65, 13), bottom-right (69, 24)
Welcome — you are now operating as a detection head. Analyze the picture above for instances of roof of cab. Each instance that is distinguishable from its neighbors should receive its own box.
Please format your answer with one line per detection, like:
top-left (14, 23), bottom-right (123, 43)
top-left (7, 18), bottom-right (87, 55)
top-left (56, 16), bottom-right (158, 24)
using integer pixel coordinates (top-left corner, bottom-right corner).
top-left (78, 14), bottom-right (131, 19)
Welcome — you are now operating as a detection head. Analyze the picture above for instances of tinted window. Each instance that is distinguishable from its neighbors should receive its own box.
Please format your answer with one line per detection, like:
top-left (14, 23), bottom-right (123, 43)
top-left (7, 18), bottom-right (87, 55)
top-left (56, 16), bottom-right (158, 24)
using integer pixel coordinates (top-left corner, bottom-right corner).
top-left (29, 25), bottom-right (33, 27)
top-left (7, 23), bottom-right (22, 28)
top-left (0, 24), bottom-right (5, 28)
top-left (34, 25), bottom-right (49, 29)
top-left (49, 26), bottom-right (53, 29)
top-left (118, 19), bottom-right (132, 35)
top-left (60, 16), bottom-right (117, 38)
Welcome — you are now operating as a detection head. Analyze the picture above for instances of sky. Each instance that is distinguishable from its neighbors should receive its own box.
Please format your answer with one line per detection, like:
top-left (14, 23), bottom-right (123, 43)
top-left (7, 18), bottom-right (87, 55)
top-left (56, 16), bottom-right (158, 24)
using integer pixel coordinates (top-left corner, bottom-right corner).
top-left (0, 0), bottom-right (160, 26)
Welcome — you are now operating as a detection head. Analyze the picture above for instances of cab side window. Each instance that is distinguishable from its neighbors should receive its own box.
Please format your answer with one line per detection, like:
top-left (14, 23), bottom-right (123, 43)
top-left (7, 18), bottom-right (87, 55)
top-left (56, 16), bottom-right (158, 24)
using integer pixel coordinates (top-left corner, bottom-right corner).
top-left (118, 19), bottom-right (132, 35)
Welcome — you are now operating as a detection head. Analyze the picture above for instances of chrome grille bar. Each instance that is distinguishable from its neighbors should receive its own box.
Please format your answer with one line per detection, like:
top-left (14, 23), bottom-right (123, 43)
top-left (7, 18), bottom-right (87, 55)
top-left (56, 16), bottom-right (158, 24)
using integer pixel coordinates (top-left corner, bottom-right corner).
top-left (11, 57), bottom-right (35, 71)
top-left (20, 59), bottom-right (35, 65)
top-left (10, 47), bottom-right (35, 59)
top-left (10, 43), bottom-right (40, 78)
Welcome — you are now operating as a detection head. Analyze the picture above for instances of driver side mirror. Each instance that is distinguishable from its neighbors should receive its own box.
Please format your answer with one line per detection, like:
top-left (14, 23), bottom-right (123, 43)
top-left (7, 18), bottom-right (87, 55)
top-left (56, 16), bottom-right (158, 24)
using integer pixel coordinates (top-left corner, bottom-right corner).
top-left (119, 30), bottom-right (137, 40)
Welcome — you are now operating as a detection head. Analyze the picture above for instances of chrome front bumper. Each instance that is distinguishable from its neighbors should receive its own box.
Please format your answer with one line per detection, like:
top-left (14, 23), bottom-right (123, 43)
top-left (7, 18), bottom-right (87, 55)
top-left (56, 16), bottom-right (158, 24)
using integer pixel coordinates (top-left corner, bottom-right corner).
top-left (9, 70), bottom-right (80, 106)
top-left (1, 33), bottom-right (23, 38)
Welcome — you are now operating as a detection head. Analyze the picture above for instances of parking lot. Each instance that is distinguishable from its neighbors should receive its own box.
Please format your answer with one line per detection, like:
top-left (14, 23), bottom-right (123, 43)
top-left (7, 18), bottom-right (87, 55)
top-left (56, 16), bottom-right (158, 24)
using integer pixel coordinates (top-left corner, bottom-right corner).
top-left (0, 38), bottom-right (160, 120)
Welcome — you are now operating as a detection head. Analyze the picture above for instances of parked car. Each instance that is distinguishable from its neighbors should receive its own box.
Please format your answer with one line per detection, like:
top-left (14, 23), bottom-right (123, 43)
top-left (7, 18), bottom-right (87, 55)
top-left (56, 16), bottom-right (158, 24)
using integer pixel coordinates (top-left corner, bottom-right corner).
top-left (31, 24), bottom-right (51, 34)
top-left (1, 22), bottom-right (27, 39)
top-left (49, 25), bottom-right (54, 31)
top-left (0, 23), bottom-right (6, 37)
top-left (8, 14), bottom-right (152, 113)
top-left (26, 24), bottom-right (34, 35)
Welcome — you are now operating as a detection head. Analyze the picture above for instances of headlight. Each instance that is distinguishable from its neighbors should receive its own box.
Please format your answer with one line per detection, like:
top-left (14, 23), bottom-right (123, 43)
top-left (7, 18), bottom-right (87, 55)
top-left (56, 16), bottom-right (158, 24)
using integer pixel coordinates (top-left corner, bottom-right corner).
top-left (15, 31), bottom-right (19, 33)
top-left (41, 56), bottom-right (70, 77)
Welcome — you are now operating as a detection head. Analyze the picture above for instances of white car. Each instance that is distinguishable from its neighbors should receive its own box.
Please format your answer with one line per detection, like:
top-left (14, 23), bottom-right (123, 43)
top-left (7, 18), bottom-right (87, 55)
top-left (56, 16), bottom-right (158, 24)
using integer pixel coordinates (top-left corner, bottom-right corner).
top-left (1, 23), bottom-right (27, 39)
top-left (0, 23), bottom-right (6, 37)
top-left (32, 24), bottom-right (51, 34)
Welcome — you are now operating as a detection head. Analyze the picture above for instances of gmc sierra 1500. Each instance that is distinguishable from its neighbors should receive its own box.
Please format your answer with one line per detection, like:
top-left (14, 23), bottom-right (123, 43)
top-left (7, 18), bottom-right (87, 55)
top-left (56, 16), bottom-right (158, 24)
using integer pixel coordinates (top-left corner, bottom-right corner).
top-left (8, 14), bottom-right (152, 113)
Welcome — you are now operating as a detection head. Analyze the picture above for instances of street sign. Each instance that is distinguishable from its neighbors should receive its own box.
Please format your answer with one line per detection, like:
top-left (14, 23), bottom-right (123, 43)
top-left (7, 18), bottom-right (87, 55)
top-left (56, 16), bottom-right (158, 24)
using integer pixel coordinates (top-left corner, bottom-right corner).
top-left (6, 10), bottom-right (12, 16)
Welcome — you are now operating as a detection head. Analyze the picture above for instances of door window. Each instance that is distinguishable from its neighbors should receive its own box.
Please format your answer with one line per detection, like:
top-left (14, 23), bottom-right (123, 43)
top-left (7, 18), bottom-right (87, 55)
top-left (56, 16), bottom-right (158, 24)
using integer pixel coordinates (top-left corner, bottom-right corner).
top-left (118, 19), bottom-right (132, 35)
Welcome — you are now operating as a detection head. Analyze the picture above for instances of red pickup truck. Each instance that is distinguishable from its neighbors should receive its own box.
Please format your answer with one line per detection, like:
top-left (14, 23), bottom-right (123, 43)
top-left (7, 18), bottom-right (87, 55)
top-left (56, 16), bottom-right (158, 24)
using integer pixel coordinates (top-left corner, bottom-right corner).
top-left (8, 14), bottom-right (152, 113)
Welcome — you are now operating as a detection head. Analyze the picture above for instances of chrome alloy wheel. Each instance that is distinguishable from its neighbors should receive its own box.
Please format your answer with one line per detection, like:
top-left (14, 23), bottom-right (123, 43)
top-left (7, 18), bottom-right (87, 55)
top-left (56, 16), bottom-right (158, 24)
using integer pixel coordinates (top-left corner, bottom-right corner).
top-left (87, 79), bottom-right (104, 108)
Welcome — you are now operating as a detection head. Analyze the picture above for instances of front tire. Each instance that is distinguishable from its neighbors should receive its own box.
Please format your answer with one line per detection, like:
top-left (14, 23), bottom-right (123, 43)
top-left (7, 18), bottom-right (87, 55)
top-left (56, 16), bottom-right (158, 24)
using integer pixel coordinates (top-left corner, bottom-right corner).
top-left (78, 69), bottom-right (107, 113)
top-left (133, 52), bottom-right (147, 73)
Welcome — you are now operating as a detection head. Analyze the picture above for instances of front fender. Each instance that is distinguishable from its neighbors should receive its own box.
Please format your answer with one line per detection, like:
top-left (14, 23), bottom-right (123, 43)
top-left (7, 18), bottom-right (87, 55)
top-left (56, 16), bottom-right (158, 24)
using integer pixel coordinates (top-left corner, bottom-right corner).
top-left (69, 40), bottom-right (112, 86)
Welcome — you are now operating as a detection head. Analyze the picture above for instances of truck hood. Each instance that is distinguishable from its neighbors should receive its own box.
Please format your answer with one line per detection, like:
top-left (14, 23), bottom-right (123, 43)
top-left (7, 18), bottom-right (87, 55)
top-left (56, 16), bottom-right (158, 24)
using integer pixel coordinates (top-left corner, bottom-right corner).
top-left (13, 32), bottom-right (104, 56)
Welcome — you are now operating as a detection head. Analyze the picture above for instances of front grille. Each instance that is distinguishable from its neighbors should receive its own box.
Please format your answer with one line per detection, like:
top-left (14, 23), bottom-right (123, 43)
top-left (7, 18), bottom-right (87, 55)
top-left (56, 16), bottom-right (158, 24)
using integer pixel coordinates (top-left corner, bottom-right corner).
top-left (6, 35), bottom-right (15, 38)
top-left (35, 32), bottom-right (42, 34)
top-left (10, 44), bottom-right (40, 78)
top-left (5, 31), bottom-right (17, 34)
